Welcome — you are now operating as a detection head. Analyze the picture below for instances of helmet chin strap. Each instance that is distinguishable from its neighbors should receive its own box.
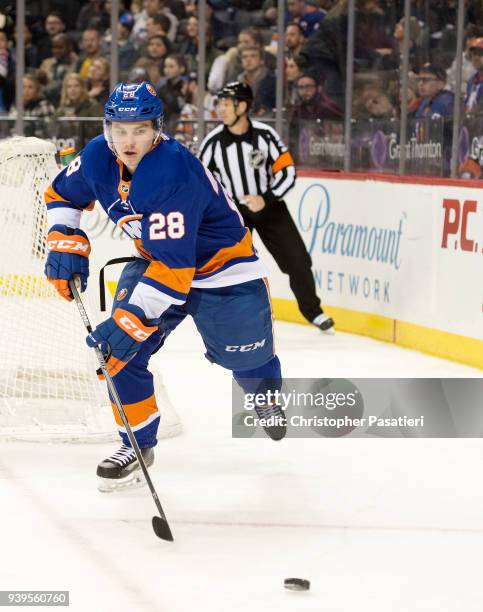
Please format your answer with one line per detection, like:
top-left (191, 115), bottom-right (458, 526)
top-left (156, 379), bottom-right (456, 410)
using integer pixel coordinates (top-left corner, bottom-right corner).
top-left (227, 100), bottom-right (246, 128)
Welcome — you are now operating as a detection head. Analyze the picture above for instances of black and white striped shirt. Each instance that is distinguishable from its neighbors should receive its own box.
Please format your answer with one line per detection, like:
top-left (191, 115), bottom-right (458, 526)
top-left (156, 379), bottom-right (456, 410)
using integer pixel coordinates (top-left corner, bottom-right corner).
top-left (198, 120), bottom-right (296, 206)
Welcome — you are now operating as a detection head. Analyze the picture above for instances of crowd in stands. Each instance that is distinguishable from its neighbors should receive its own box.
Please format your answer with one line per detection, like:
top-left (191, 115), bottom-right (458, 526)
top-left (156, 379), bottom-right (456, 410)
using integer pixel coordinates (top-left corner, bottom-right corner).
top-left (0, 0), bottom-right (481, 174)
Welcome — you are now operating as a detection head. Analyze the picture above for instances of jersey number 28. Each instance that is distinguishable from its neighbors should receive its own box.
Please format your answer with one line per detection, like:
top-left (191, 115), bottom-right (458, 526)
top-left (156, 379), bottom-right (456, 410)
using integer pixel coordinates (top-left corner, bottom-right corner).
top-left (149, 212), bottom-right (185, 240)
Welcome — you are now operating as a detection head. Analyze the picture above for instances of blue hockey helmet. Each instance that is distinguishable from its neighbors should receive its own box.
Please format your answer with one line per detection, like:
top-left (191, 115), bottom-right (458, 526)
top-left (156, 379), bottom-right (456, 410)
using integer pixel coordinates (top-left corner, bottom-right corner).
top-left (104, 81), bottom-right (164, 151)
top-left (104, 81), bottom-right (163, 122)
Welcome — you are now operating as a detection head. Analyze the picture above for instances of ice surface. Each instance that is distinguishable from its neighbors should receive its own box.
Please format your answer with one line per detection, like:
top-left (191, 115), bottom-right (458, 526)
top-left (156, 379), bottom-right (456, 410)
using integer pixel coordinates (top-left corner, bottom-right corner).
top-left (1, 320), bottom-right (482, 611)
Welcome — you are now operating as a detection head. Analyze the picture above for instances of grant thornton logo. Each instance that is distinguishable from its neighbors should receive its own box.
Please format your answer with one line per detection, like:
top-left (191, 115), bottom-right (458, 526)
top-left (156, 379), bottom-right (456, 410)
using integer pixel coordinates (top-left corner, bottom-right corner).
top-left (297, 183), bottom-right (404, 270)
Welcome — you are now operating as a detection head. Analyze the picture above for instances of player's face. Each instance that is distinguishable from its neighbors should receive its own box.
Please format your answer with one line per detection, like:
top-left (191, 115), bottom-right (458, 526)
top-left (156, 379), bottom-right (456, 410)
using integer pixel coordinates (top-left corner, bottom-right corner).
top-left (111, 121), bottom-right (156, 171)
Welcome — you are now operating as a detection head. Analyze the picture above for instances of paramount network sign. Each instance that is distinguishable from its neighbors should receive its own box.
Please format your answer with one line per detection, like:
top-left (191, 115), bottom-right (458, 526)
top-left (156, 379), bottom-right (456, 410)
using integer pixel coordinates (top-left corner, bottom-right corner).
top-left (295, 183), bottom-right (406, 305)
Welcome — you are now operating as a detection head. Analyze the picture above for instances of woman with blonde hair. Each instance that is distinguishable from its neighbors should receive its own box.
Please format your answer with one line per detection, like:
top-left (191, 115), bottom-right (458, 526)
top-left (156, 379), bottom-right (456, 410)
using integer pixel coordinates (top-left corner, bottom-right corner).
top-left (55, 72), bottom-right (103, 143)
top-left (87, 56), bottom-right (111, 106)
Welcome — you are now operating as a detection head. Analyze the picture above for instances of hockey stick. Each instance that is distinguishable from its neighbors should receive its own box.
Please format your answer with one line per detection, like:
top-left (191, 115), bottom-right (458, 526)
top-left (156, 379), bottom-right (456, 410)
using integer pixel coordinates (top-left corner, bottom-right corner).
top-left (68, 279), bottom-right (174, 542)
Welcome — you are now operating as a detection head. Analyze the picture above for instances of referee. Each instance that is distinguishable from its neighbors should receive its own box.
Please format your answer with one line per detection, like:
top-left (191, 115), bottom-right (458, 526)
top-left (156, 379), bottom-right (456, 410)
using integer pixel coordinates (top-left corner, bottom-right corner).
top-left (199, 81), bottom-right (334, 332)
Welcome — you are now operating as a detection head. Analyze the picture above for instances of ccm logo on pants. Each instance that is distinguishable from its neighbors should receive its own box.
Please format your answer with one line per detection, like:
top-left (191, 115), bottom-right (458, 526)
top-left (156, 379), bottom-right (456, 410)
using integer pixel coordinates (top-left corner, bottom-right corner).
top-left (225, 339), bottom-right (266, 352)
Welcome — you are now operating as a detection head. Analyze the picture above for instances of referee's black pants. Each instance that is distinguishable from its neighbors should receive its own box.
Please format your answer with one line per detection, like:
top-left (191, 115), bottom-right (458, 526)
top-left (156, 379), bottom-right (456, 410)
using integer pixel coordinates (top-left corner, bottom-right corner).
top-left (239, 200), bottom-right (322, 323)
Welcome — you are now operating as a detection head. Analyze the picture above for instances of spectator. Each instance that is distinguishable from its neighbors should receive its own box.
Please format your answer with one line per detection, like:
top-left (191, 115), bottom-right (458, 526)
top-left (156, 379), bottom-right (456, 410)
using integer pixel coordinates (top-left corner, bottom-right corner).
top-left (446, 28), bottom-right (483, 96)
top-left (208, 27), bottom-right (275, 93)
top-left (36, 11), bottom-right (67, 65)
top-left (298, 0), bottom-right (393, 106)
top-left (39, 33), bottom-right (78, 106)
top-left (300, 0), bottom-right (326, 38)
top-left (285, 22), bottom-right (305, 58)
top-left (175, 72), bottom-right (217, 148)
top-left (141, 34), bottom-right (172, 68)
top-left (115, 13), bottom-right (137, 79)
top-left (158, 53), bottom-right (188, 132)
top-left (415, 63), bottom-right (454, 118)
top-left (238, 46), bottom-right (276, 116)
top-left (145, 13), bottom-right (171, 38)
top-left (132, 0), bottom-right (179, 47)
top-left (55, 72), bottom-right (103, 142)
top-left (9, 73), bottom-right (55, 138)
top-left (376, 16), bottom-right (426, 73)
top-left (285, 54), bottom-right (302, 107)
top-left (464, 38), bottom-right (483, 114)
top-left (76, 28), bottom-right (105, 81)
top-left (176, 16), bottom-right (221, 75)
top-left (130, 57), bottom-right (163, 92)
top-left (102, 1), bottom-right (134, 45)
top-left (290, 73), bottom-right (342, 121)
top-left (399, 73), bottom-right (422, 119)
top-left (286, 0), bottom-right (306, 24)
top-left (12, 24), bottom-right (39, 70)
top-left (176, 16), bottom-right (198, 62)
top-left (87, 56), bottom-right (111, 106)
top-left (360, 85), bottom-right (396, 120)
top-left (127, 65), bottom-right (150, 84)
top-left (77, 0), bottom-right (108, 32)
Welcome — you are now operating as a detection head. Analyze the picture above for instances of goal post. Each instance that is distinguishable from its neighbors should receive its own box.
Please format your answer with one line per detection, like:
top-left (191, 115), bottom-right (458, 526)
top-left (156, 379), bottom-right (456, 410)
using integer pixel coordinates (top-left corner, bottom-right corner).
top-left (0, 136), bottom-right (181, 442)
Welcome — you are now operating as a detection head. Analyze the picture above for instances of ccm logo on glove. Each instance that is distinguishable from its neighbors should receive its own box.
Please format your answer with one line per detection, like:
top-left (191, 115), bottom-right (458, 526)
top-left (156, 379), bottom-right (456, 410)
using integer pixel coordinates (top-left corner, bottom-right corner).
top-left (44, 225), bottom-right (91, 301)
top-left (47, 231), bottom-right (91, 255)
top-left (113, 308), bottom-right (156, 342)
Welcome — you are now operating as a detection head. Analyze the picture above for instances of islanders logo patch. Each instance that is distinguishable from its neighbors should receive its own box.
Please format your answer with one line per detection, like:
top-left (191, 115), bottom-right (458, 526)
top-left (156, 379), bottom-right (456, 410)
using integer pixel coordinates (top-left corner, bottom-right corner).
top-left (146, 84), bottom-right (156, 96)
top-left (117, 288), bottom-right (128, 301)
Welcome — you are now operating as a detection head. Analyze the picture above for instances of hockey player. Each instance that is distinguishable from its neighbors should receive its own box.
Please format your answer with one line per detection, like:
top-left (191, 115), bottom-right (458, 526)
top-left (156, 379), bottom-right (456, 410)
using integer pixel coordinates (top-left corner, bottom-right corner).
top-left (44, 82), bottom-right (286, 490)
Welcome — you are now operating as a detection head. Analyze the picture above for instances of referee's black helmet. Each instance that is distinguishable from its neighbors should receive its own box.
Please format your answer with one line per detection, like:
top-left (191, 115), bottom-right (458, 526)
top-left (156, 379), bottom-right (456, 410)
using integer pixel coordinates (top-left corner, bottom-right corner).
top-left (216, 81), bottom-right (253, 109)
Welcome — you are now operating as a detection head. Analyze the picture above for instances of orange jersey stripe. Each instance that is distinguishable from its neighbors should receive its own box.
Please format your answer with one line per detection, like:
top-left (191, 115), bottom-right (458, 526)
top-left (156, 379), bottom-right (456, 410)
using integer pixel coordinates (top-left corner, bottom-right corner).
top-left (116, 159), bottom-right (131, 201)
top-left (45, 183), bottom-right (95, 210)
top-left (134, 239), bottom-right (152, 260)
top-left (44, 184), bottom-right (65, 204)
top-left (144, 261), bottom-right (195, 294)
top-left (271, 151), bottom-right (294, 174)
top-left (118, 214), bottom-right (143, 229)
top-left (111, 393), bottom-right (159, 427)
top-left (196, 230), bottom-right (253, 276)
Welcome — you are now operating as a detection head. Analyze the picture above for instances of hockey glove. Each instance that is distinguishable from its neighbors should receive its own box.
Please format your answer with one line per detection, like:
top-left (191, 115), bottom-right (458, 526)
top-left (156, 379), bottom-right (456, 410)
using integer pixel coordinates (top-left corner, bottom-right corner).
top-left (86, 303), bottom-right (158, 378)
top-left (45, 224), bottom-right (91, 301)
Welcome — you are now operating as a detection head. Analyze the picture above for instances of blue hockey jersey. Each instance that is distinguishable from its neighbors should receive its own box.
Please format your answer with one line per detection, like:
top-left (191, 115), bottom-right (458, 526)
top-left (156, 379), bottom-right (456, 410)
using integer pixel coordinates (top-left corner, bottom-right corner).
top-left (45, 135), bottom-right (266, 317)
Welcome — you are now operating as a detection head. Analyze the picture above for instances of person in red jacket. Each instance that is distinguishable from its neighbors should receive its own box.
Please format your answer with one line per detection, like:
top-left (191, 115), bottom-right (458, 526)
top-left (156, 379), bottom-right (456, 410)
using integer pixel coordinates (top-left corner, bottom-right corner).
top-left (290, 73), bottom-right (343, 121)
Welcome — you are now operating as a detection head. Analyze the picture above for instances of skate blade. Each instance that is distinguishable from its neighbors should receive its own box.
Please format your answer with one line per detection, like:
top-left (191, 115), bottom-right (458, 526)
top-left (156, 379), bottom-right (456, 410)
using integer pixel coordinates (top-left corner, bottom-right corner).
top-left (97, 472), bottom-right (146, 493)
top-left (322, 327), bottom-right (335, 335)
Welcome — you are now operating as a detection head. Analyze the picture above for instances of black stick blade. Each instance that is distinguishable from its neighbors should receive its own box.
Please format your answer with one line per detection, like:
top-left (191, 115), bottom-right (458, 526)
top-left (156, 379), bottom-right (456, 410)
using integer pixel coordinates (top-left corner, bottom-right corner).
top-left (152, 516), bottom-right (174, 541)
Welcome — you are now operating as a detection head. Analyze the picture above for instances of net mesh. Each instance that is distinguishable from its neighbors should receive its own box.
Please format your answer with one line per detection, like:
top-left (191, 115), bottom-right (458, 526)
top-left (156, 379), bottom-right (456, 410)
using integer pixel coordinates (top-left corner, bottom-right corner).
top-left (0, 137), bottom-right (181, 442)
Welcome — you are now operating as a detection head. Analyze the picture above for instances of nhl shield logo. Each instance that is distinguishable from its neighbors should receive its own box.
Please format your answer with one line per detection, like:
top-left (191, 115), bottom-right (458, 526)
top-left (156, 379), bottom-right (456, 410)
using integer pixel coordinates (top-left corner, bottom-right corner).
top-left (248, 149), bottom-right (266, 169)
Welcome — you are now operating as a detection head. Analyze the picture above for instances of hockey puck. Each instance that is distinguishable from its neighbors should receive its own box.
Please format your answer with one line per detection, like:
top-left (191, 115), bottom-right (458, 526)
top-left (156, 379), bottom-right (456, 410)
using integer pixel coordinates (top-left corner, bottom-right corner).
top-left (284, 578), bottom-right (310, 591)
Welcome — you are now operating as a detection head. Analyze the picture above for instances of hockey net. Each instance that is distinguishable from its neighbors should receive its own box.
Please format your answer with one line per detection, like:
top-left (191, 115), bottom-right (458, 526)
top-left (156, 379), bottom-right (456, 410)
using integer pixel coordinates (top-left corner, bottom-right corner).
top-left (0, 137), bottom-right (181, 442)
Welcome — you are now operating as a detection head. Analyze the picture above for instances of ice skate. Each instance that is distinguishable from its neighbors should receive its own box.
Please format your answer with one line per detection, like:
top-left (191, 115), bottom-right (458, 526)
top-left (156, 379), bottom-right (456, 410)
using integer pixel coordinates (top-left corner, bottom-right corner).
top-left (313, 313), bottom-right (335, 335)
top-left (254, 404), bottom-right (287, 441)
top-left (97, 444), bottom-right (154, 493)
